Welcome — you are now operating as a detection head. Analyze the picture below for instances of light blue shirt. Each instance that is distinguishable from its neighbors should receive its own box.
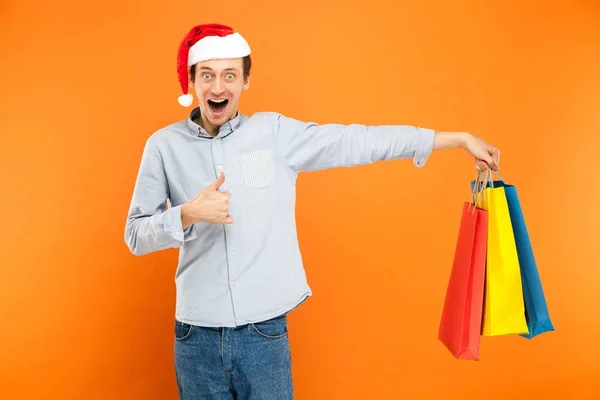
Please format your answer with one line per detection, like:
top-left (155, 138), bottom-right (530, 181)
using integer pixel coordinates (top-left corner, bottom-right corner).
top-left (124, 107), bottom-right (435, 327)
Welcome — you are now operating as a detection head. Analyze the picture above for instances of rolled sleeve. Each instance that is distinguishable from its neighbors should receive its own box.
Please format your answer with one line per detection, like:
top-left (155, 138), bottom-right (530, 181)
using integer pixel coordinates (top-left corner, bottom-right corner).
top-left (163, 205), bottom-right (197, 243)
top-left (413, 127), bottom-right (436, 168)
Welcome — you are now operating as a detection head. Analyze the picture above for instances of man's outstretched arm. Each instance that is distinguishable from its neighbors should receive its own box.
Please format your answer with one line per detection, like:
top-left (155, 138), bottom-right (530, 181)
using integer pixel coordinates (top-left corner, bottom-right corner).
top-left (273, 114), bottom-right (499, 173)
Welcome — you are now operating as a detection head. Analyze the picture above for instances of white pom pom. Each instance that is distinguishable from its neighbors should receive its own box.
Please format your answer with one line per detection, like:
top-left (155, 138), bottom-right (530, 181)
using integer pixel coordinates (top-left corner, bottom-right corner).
top-left (178, 94), bottom-right (193, 107)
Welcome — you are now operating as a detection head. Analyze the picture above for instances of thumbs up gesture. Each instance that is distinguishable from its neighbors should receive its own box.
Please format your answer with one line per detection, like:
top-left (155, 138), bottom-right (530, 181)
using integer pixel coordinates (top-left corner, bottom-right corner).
top-left (181, 172), bottom-right (233, 228)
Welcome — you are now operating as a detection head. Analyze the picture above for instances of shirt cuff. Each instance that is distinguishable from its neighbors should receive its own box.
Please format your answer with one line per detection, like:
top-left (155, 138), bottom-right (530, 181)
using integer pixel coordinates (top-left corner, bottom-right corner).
top-left (163, 205), bottom-right (198, 243)
top-left (413, 127), bottom-right (436, 167)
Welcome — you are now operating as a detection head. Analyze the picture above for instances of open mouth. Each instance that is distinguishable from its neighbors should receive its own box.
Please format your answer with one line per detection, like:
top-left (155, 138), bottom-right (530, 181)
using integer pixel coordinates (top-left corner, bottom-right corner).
top-left (207, 99), bottom-right (229, 114)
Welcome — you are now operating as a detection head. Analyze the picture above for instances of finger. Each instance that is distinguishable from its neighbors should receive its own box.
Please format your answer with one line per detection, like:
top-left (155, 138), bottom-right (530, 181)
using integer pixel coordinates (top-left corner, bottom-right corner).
top-left (475, 159), bottom-right (489, 171)
top-left (485, 145), bottom-right (500, 170)
top-left (208, 172), bottom-right (225, 190)
top-left (223, 214), bottom-right (234, 224)
top-left (221, 191), bottom-right (231, 200)
top-left (479, 153), bottom-right (496, 169)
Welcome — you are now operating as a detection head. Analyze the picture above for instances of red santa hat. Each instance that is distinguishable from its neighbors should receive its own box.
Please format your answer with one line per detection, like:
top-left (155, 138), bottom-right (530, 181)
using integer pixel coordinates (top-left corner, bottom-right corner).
top-left (176, 23), bottom-right (251, 107)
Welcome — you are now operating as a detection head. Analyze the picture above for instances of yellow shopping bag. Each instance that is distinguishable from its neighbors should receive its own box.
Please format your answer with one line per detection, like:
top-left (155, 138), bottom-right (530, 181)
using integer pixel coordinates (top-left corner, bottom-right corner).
top-left (474, 170), bottom-right (529, 336)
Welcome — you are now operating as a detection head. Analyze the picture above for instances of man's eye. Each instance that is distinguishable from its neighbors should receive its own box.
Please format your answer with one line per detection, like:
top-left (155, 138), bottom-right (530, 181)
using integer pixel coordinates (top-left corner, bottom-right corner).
top-left (203, 73), bottom-right (211, 79)
top-left (226, 74), bottom-right (234, 79)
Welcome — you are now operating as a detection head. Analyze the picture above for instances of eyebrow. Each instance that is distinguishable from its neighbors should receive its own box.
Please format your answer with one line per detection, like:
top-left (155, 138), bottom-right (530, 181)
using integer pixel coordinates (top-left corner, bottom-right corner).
top-left (198, 66), bottom-right (240, 72)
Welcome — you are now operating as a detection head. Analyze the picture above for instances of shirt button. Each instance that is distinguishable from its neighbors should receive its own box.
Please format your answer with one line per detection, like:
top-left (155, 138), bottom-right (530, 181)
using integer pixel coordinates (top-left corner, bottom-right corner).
top-left (231, 280), bottom-right (237, 287)
top-left (217, 164), bottom-right (223, 171)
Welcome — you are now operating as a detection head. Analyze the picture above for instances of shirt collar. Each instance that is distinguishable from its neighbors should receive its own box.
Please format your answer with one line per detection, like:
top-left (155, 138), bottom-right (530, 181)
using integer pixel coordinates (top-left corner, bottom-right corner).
top-left (186, 107), bottom-right (245, 139)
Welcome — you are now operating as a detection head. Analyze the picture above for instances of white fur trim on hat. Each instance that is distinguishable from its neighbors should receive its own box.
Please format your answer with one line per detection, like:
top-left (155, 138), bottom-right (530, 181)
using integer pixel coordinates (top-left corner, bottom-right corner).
top-left (188, 32), bottom-right (251, 66)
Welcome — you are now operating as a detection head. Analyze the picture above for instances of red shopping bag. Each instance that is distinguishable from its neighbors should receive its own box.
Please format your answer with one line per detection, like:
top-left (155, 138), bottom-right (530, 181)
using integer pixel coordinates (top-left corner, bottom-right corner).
top-left (438, 200), bottom-right (488, 360)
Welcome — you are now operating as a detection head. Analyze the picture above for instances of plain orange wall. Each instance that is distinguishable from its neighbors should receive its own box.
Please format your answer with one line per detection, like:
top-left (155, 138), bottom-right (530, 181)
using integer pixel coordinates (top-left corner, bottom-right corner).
top-left (1, 0), bottom-right (599, 399)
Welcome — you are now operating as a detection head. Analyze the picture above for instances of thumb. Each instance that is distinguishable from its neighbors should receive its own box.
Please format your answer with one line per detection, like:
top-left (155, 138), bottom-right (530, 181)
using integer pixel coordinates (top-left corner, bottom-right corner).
top-left (207, 171), bottom-right (225, 190)
top-left (482, 147), bottom-right (498, 170)
top-left (478, 147), bottom-right (495, 169)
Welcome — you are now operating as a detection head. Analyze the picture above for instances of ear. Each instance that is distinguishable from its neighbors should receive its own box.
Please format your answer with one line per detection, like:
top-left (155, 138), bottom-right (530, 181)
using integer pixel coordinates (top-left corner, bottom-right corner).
top-left (188, 67), bottom-right (194, 87)
top-left (243, 76), bottom-right (250, 90)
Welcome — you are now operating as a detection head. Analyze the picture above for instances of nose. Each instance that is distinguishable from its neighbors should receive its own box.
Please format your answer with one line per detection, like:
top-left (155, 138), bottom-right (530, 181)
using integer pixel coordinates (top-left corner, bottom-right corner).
top-left (211, 77), bottom-right (225, 96)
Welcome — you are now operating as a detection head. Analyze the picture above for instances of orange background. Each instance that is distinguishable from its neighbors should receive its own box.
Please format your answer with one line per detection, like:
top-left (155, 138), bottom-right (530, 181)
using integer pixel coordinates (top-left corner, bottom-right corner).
top-left (1, 0), bottom-right (599, 399)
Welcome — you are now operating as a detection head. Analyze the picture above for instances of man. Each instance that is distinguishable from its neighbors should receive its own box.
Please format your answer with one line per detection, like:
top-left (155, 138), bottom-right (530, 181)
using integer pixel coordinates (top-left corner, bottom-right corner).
top-left (124, 23), bottom-right (499, 400)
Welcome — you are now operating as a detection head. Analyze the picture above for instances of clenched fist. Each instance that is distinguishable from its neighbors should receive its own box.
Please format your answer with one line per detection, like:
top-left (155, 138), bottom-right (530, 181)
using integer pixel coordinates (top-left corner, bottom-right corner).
top-left (464, 134), bottom-right (500, 171)
top-left (181, 172), bottom-right (233, 228)
top-left (433, 131), bottom-right (500, 171)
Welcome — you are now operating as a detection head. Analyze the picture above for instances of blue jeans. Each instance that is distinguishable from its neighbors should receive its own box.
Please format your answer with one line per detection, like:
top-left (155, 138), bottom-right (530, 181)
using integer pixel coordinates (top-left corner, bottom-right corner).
top-left (174, 313), bottom-right (294, 399)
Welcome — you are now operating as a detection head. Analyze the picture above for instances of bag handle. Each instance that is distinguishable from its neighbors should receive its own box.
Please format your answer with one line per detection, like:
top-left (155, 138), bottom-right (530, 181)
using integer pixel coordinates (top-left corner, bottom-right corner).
top-left (470, 170), bottom-right (489, 211)
top-left (486, 168), bottom-right (506, 188)
top-left (470, 167), bottom-right (505, 210)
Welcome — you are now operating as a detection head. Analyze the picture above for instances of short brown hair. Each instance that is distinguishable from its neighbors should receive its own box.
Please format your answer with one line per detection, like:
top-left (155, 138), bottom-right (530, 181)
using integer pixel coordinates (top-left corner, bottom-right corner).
top-left (189, 55), bottom-right (252, 83)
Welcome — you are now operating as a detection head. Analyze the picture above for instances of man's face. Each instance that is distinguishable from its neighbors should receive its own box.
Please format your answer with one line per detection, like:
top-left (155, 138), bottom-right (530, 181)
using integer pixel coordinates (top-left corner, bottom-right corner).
top-left (191, 58), bottom-right (249, 133)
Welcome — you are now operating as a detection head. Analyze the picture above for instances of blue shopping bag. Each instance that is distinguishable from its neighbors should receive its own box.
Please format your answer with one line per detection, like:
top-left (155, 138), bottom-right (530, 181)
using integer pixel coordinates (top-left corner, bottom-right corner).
top-left (471, 170), bottom-right (555, 339)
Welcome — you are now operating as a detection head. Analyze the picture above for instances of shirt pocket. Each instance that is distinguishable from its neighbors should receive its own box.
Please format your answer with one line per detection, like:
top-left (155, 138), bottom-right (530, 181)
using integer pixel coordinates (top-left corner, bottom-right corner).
top-left (238, 148), bottom-right (276, 189)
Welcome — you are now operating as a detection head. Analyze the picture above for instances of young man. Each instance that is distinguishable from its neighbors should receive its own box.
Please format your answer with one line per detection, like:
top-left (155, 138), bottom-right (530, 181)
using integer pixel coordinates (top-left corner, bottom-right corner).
top-left (124, 23), bottom-right (499, 400)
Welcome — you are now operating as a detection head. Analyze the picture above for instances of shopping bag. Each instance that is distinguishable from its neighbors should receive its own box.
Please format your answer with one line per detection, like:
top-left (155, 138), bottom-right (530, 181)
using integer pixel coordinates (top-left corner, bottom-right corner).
top-left (471, 170), bottom-right (529, 336)
top-left (438, 175), bottom-right (488, 360)
top-left (475, 171), bottom-right (554, 339)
